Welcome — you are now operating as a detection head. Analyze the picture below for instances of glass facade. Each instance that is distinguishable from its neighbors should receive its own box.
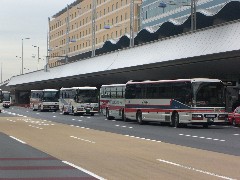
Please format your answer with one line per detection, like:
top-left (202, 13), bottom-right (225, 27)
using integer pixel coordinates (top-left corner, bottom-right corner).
top-left (141, 0), bottom-right (236, 29)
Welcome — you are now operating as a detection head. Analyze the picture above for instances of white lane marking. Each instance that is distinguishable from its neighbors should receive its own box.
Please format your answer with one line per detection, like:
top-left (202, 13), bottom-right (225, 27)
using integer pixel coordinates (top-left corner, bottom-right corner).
top-left (53, 116), bottom-right (56, 118)
top-left (179, 134), bottom-right (225, 142)
top-left (124, 135), bottom-right (161, 142)
top-left (10, 136), bottom-right (26, 144)
top-left (233, 134), bottom-right (239, 136)
top-left (29, 125), bottom-right (43, 130)
top-left (115, 125), bottom-right (133, 129)
top-left (70, 136), bottom-right (96, 144)
top-left (62, 161), bottom-right (105, 180)
top-left (157, 159), bottom-right (235, 180)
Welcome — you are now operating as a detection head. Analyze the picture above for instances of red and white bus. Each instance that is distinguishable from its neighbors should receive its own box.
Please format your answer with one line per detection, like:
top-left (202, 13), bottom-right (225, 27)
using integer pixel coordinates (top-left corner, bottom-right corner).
top-left (30, 90), bottom-right (43, 110)
top-left (100, 84), bottom-right (126, 120)
top-left (125, 78), bottom-right (228, 128)
top-left (30, 89), bottom-right (59, 111)
top-left (59, 87), bottom-right (99, 116)
top-left (2, 91), bottom-right (11, 108)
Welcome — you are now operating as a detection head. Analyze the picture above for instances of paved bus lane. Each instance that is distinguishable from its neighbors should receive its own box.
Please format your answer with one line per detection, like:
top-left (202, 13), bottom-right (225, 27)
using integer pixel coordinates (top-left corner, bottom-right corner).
top-left (0, 127), bottom-right (100, 179)
top-left (0, 115), bottom-right (240, 180)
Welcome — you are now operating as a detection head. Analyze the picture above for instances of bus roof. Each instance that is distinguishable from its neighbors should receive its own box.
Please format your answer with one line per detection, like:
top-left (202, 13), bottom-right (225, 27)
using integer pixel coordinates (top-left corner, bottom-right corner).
top-left (2, 91), bottom-right (10, 93)
top-left (42, 89), bottom-right (58, 92)
top-left (101, 84), bottom-right (126, 87)
top-left (60, 87), bottom-right (97, 90)
top-left (31, 90), bottom-right (43, 92)
top-left (127, 78), bottom-right (222, 84)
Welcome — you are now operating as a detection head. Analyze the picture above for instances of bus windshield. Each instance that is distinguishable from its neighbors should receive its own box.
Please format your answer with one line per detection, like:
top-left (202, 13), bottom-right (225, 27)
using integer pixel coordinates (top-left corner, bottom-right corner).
top-left (192, 82), bottom-right (225, 107)
top-left (42, 91), bottom-right (59, 102)
top-left (3, 93), bottom-right (10, 101)
top-left (76, 90), bottom-right (98, 103)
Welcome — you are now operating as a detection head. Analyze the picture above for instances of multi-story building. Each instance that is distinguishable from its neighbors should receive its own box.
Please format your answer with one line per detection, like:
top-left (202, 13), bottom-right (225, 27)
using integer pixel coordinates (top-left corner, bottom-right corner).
top-left (49, 0), bottom-right (142, 68)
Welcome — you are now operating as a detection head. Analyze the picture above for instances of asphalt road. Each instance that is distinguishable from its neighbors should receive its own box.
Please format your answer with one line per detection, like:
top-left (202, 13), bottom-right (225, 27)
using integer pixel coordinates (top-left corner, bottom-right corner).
top-left (1, 106), bottom-right (240, 179)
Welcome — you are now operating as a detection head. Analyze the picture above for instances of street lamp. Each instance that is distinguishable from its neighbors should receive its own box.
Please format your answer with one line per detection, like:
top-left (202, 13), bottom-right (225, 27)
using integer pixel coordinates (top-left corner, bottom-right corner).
top-left (21, 37), bottom-right (30, 74)
top-left (32, 45), bottom-right (40, 70)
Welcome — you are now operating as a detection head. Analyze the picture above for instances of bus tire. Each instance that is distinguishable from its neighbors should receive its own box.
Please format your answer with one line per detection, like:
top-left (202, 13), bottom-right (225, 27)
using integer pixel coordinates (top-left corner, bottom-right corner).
top-left (232, 119), bottom-right (236, 127)
top-left (91, 113), bottom-right (94, 116)
top-left (106, 109), bottom-right (112, 120)
top-left (122, 110), bottom-right (127, 122)
top-left (173, 113), bottom-right (180, 128)
top-left (137, 111), bottom-right (144, 125)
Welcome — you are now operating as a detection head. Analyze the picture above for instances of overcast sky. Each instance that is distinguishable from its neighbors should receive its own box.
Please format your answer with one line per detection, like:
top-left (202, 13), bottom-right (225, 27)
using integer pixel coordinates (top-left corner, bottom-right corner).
top-left (0, 0), bottom-right (75, 82)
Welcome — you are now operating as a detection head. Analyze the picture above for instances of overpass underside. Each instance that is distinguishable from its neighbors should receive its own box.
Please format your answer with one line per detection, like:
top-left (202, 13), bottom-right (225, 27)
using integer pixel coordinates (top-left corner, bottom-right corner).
top-left (9, 50), bottom-right (240, 91)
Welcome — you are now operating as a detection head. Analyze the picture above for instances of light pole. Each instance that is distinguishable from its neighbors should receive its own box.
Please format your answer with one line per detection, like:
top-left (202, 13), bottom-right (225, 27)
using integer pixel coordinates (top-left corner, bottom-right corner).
top-left (1, 62), bottom-right (2, 83)
top-left (65, 4), bottom-right (70, 63)
top-left (32, 45), bottom-right (40, 70)
top-left (191, 0), bottom-right (197, 31)
top-left (130, 0), bottom-right (134, 47)
top-left (91, 0), bottom-right (96, 57)
top-left (21, 38), bottom-right (30, 74)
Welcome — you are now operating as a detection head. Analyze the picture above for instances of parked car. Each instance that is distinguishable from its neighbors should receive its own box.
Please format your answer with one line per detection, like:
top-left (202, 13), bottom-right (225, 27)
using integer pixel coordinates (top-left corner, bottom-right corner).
top-left (228, 106), bottom-right (240, 126)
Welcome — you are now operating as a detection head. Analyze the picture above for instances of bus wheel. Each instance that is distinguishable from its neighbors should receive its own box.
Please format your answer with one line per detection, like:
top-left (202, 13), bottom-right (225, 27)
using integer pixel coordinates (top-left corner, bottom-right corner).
top-left (173, 113), bottom-right (180, 128)
top-left (106, 109), bottom-right (112, 120)
top-left (91, 113), bottom-right (94, 116)
top-left (137, 111), bottom-right (144, 125)
top-left (122, 110), bottom-right (127, 122)
top-left (232, 119), bottom-right (236, 127)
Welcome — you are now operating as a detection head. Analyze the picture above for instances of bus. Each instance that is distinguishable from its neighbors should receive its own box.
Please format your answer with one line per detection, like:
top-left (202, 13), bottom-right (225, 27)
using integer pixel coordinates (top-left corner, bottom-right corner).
top-left (59, 87), bottom-right (99, 116)
top-left (125, 78), bottom-right (228, 128)
top-left (100, 84), bottom-right (126, 120)
top-left (0, 89), bottom-right (3, 113)
top-left (30, 90), bottom-right (43, 110)
top-left (2, 91), bottom-right (11, 108)
top-left (30, 89), bottom-right (59, 111)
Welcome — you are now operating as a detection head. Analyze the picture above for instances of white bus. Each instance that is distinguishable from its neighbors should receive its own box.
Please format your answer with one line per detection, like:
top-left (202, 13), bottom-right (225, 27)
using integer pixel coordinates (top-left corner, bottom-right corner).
top-left (59, 87), bottom-right (99, 116)
top-left (2, 91), bottom-right (11, 108)
top-left (30, 90), bottom-right (43, 110)
top-left (30, 89), bottom-right (59, 111)
top-left (100, 84), bottom-right (126, 120)
top-left (0, 89), bottom-right (3, 113)
top-left (125, 78), bottom-right (228, 128)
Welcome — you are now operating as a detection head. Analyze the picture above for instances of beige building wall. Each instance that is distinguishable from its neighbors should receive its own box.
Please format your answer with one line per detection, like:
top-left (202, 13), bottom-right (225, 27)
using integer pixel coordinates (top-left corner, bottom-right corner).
top-left (49, 0), bottom-right (142, 68)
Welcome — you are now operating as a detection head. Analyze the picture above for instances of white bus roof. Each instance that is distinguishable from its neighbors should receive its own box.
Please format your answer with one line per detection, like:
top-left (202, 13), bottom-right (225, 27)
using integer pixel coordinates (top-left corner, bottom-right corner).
top-left (60, 87), bottom-right (97, 90)
top-left (30, 90), bottom-right (43, 92)
top-left (2, 91), bottom-right (10, 93)
top-left (101, 84), bottom-right (126, 87)
top-left (127, 78), bottom-right (222, 84)
top-left (42, 89), bottom-right (58, 91)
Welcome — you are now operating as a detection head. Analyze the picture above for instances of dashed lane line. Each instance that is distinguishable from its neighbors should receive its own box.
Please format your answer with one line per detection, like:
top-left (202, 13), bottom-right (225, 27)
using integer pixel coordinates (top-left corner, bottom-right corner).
top-left (70, 136), bottom-right (96, 144)
top-left (157, 159), bottom-right (235, 180)
top-left (179, 134), bottom-right (226, 142)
